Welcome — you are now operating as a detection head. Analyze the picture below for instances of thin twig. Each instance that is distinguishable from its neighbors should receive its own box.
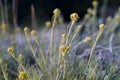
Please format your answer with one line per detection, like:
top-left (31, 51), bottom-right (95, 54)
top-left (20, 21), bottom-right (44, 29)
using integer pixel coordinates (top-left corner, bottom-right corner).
top-left (109, 33), bottom-right (115, 53)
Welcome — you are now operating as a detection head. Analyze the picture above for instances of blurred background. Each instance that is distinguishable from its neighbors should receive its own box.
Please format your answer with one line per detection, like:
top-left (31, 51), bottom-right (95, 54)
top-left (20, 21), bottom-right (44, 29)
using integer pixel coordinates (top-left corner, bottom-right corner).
top-left (0, 0), bottom-right (120, 27)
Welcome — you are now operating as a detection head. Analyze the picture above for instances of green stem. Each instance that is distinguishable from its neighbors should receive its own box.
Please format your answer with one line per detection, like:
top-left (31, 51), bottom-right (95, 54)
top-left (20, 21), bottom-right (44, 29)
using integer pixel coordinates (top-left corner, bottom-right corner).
top-left (66, 21), bottom-right (74, 45)
top-left (1, 65), bottom-right (8, 80)
top-left (88, 31), bottom-right (103, 66)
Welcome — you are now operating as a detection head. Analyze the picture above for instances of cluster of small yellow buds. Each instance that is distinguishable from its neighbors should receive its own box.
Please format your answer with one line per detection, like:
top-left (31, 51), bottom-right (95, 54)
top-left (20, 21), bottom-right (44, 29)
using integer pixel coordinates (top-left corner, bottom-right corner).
top-left (115, 15), bottom-right (120, 21)
top-left (1, 23), bottom-right (7, 31)
top-left (70, 13), bottom-right (79, 22)
top-left (61, 34), bottom-right (67, 43)
top-left (53, 8), bottom-right (61, 16)
top-left (31, 30), bottom-right (36, 36)
top-left (99, 24), bottom-right (105, 31)
top-left (62, 34), bottom-right (67, 40)
top-left (75, 25), bottom-right (82, 32)
top-left (84, 37), bottom-right (92, 44)
top-left (24, 27), bottom-right (29, 33)
top-left (106, 16), bottom-right (112, 23)
top-left (45, 21), bottom-right (52, 28)
top-left (92, 0), bottom-right (98, 7)
top-left (87, 8), bottom-right (93, 14)
top-left (18, 54), bottom-right (23, 63)
top-left (18, 71), bottom-right (28, 80)
top-left (7, 47), bottom-right (14, 54)
top-left (59, 45), bottom-right (69, 55)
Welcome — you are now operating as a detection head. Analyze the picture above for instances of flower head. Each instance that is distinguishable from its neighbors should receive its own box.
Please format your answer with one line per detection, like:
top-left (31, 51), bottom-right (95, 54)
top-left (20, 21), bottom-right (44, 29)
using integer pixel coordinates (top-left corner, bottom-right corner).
top-left (106, 16), bottom-right (112, 23)
top-left (59, 45), bottom-right (69, 54)
top-left (53, 8), bottom-right (61, 16)
top-left (24, 27), bottom-right (29, 33)
top-left (99, 24), bottom-right (105, 31)
top-left (92, 1), bottom-right (98, 7)
top-left (18, 71), bottom-right (28, 80)
top-left (87, 8), bottom-right (93, 14)
top-left (7, 47), bottom-right (14, 54)
top-left (84, 37), bottom-right (92, 44)
top-left (1, 23), bottom-right (7, 31)
top-left (31, 30), bottom-right (36, 36)
top-left (45, 21), bottom-right (52, 28)
top-left (18, 54), bottom-right (23, 63)
top-left (62, 34), bottom-right (67, 40)
top-left (115, 15), bottom-right (120, 21)
top-left (70, 13), bottom-right (79, 22)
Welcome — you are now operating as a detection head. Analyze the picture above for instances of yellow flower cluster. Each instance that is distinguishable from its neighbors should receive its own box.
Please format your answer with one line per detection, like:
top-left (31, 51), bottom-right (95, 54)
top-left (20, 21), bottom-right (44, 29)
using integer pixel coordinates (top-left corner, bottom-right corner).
top-left (70, 13), bottom-right (79, 22)
top-left (45, 21), bottom-right (52, 28)
top-left (99, 24), bottom-right (105, 31)
top-left (7, 47), bottom-right (14, 54)
top-left (18, 71), bottom-right (28, 80)
top-left (18, 54), bottom-right (23, 63)
top-left (31, 30), bottom-right (36, 36)
top-left (53, 8), bottom-right (61, 16)
top-left (84, 37), bottom-right (92, 44)
top-left (92, 1), bottom-right (98, 7)
top-left (62, 34), bottom-right (67, 40)
top-left (115, 15), bottom-right (120, 21)
top-left (1, 23), bottom-right (7, 31)
top-left (24, 27), bottom-right (29, 33)
top-left (59, 45), bottom-right (69, 54)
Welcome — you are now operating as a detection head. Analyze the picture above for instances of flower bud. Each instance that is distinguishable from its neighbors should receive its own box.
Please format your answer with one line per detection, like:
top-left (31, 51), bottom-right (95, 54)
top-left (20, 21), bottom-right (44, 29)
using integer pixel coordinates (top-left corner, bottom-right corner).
top-left (53, 8), bottom-right (61, 16)
top-left (31, 30), bottom-right (36, 36)
top-left (99, 24), bottom-right (105, 31)
top-left (24, 27), bottom-right (29, 33)
top-left (70, 13), bottom-right (79, 22)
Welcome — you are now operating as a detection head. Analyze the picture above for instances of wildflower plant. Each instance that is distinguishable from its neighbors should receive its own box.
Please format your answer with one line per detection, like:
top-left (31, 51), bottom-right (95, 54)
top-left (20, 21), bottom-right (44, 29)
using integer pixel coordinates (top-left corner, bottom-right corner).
top-left (0, 1), bottom-right (120, 80)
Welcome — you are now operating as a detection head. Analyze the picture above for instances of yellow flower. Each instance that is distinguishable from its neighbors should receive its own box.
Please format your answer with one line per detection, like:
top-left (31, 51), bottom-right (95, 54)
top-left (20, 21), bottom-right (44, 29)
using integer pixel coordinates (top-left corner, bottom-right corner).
top-left (1, 23), bottom-right (7, 31)
top-left (62, 34), bottom-right (67, 40)
top-left (59, 45), bottom-right (69, 55)
top-left (53, 8), bottom-right (61, 16)
top-left (99, 24), bottom-right (105, 31)
top-left (61, 34), bottom-right (67, 44)
top-left (70, 13), bottom-right (79, 22)
top-left (18, 71), bottom-right (28, 80)
top-left (106, 16), bottom-right (112, 23)
top-left (7, 47), bottom-right (14, 54)
top-left (24, 27), bottom-right (29, 33)
top-left (87, 8), bottom-right (93, 14)
top-left (84, 37), bottom-right (92, 44)
top-left (45, 21), bottom-right (52, 28)
top-left (115, 15), bottom-right (120, 21)
top-left (18, 54), bottom-right (23, 63)
top-left (31, 30), bottom-right (36, 36)
top-left (92, 1), bottom-right (98, 7)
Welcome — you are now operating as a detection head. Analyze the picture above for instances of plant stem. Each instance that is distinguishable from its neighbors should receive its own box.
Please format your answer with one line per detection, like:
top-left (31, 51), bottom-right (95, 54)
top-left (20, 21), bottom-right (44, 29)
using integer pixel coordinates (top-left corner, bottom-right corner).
top-left (87, 30), bottom-right (103, 66)
top-left (66, 21), bottom-right (74, 45)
